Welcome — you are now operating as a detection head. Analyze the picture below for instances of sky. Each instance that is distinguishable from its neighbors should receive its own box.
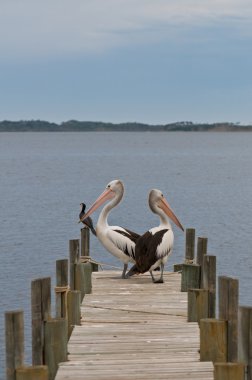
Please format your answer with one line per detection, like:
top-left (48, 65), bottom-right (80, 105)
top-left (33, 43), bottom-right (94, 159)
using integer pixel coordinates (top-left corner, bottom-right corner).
top-left (1, 0), bottom-right (252, 124)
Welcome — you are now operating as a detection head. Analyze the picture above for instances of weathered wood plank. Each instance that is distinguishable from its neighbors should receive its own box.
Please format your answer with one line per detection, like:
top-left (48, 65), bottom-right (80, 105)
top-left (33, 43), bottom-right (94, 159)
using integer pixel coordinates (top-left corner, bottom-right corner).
top-left (55, 271), bottom-right (213, 380)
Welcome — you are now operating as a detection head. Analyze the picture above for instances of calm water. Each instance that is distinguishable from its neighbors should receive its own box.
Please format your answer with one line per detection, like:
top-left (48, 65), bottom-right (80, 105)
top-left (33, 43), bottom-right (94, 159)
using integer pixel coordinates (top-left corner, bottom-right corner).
top-left (1, 132), bottom-right (252, 375)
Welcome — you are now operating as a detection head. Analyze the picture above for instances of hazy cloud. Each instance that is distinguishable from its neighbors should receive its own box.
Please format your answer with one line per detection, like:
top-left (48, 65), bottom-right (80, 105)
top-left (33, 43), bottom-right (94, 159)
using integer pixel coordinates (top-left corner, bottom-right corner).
top-left (0, 0), bottom-right (251, 62)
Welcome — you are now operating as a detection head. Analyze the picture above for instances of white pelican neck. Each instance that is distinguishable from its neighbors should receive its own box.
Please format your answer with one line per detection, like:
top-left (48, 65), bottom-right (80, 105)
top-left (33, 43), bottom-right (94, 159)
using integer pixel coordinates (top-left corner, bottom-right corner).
top-left (97, 190), bottom-right (123, 228)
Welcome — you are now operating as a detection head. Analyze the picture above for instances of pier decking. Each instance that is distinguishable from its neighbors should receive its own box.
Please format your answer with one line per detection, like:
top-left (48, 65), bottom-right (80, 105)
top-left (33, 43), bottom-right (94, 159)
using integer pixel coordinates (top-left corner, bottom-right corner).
top-left (56, 271), bottom-right (213, 380)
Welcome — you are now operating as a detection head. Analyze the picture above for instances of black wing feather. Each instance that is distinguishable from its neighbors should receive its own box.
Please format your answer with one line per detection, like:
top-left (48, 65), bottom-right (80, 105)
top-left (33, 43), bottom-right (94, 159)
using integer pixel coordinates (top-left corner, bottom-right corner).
top-left (135, 229), bottom-right (168, 273)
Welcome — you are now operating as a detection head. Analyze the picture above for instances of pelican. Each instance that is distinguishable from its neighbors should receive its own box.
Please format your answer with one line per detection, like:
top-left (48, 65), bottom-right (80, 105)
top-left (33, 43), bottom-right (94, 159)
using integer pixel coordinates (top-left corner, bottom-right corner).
top-left (79, 202), bottom-right (96, 236)
top-left (79, 180), bottom-right (140, 278)
top-left (127, 189), bottom-right (184, 283)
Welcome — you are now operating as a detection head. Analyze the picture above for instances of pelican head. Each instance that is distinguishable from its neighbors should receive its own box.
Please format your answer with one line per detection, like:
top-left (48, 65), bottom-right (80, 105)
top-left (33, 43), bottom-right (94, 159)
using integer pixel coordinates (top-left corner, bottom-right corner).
top-left (79, 179), bottom-right (124, 223)
top-left (106, 179), bottom-right (124, 196)
top-left (149, 189), bottom-right (184, 231)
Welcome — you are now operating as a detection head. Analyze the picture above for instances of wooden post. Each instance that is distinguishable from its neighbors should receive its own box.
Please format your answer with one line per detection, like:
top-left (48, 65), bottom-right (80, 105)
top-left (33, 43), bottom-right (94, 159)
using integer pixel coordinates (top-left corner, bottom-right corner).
top-left (31, 277), bottom-right (51, 365)
top-left (55, 259), bottom-right (68, 318)
top-left (44, 318), bottom-right (68, 380)
top-left (16, 366), bottom-right (48, 380)
top-left (173, 263), bottom-right (183, 272)
top-left (67, 290), bottom-right (81, 338)
top-left (185, 228), bottom-right (195, 263)
top-left (75, 261), bottom-right (92, 300)
top-left (83, 262), bottom-right (92, 294)
top-left (181, 263), bottom-right (200, 292)
top-left (196, 237), bottom-right (208, 288)
top-left (75, 262), bottom-right (85, 301)
top-left (91, 261), bottom-right (99, 272)
top-left (202, 255), bottom-right (216, 317)
top-left (69, 239), bottom-right (79, 290)
top-left (219, 276), bottom-right (239, 362)
top-left (196, 237), bottom-right (208, 267)
top-left (174, 227), bottom-right (194, 272)
top-left (188, 289), bottom-right (209, 323)
top-left (5, 310), bottom-right (24, 380)
top-left (200, 318), bottom-right (227, 362)
top-left (238, 306), bottom-right (252, 379)
top-left (214, 363), bottom-right (245, 380)
top-left (81, 227), bottom-right (90, 256)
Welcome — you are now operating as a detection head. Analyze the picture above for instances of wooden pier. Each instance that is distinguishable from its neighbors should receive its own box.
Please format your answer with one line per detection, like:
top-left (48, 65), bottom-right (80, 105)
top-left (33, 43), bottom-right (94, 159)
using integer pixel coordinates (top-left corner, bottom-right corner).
top-left (5, 228), bottom-right (250, 380)
top-left (56, 270), bottom-right (213, 380)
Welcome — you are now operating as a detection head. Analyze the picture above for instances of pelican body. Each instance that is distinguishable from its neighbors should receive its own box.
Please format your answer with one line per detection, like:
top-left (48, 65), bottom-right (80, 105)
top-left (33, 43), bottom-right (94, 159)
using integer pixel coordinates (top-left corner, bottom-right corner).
top-left (127, 189), bottom-right (184, 283)
top-left (79, 203), bottom-right (96, 236)
top-left (79, 180), bottom-right (139, 278)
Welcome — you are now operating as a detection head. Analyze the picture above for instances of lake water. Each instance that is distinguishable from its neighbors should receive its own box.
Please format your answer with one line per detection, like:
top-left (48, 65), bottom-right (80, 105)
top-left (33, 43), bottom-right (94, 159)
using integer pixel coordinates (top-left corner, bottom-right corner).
top-left (1, 132), bottom-right (252, 376)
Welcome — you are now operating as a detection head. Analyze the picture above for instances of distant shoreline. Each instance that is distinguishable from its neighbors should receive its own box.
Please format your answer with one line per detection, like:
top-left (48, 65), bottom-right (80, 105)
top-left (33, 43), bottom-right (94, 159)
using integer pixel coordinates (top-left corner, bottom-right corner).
top-left (1, 120), bottom-right (252, 132)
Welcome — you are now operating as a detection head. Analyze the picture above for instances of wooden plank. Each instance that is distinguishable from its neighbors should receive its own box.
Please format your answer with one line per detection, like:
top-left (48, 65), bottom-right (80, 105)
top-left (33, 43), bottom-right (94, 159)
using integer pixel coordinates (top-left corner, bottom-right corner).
top-left (55, 271), bottom-right (213, 380)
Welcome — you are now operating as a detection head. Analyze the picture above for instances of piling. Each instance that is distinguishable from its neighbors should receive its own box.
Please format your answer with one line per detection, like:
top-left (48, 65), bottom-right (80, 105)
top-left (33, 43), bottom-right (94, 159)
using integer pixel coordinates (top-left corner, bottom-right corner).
top-left (196, 237), bottom-right (208, 288)
top-left (238, 305), bottom-right (252, 379)
top-left (69, 239), bottom-right (79, 290)
top-left (214, 362), bottom-right (245, 380)
top-left (185, 228), bottom-right (195, 262)
top-left (44, 318), bottom-right (68, 380)
top-left (196, 237), bottom-right (208, 267)
top-left (181, 263), bottom-right (200, 291)
top-left (55, 259), bottom-right (69, 318)
top-left (16, 366), bottom-right (48, 380)
top-left (81, 227), bottom-right (90, 256)
top-left (67, 290), bottom-right (81, 338)
top-left (82, 261), bottom-right (92, 294)
top-left (218, 276), bottom-right (239, 362)
top-left (200, 318), bottom-right (227, 362)
top-left (187, 288), bottom-right (209, 322)
top-left (5, 310), bottom-right (24, 380)
top-left (181, 228), bottom-right (201, 291)
top-left (31, 277), bottom-right (51, 365)
top-left (202, 255), bottom-right (216, 318)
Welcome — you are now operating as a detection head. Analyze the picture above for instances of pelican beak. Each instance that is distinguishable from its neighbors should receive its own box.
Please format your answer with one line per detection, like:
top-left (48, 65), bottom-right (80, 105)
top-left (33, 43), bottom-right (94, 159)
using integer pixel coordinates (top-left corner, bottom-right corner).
top-left (159, 197), bottom-right (184, 231)
top-left (79, 188), bottom-right (115, 223)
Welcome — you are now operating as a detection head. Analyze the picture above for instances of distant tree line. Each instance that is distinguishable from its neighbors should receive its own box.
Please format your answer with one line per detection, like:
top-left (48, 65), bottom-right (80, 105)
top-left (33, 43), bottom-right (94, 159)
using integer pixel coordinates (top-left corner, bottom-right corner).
top-left (0, 120), bottom-right (252, 132)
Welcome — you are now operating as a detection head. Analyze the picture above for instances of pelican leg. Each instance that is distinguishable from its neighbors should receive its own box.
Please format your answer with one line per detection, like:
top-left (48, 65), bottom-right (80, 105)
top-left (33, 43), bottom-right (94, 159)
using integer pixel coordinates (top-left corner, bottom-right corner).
top-left (150, 270), bottom-right (156, 283)
top-left (153, 262), bottom-right (164, 283)
top-left (121, 263), bottom-right (128, 279)
top-left (150, 263), bottom-right (164, 284)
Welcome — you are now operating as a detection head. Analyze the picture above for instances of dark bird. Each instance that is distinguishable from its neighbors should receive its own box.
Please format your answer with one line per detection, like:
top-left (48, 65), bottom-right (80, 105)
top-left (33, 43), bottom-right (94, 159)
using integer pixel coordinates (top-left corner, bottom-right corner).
top-left (79, 203), bottom-right (96, 236)
top-left (127, 189), bottom-right (184, 283)
top-left (79, 180), bottom-right (140, 278)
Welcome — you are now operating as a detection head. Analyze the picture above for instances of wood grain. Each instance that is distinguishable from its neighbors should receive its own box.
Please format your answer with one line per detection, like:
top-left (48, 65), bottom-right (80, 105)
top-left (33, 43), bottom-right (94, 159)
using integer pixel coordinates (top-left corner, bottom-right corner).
top-left (55, 271), bottom-right (213, 380)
